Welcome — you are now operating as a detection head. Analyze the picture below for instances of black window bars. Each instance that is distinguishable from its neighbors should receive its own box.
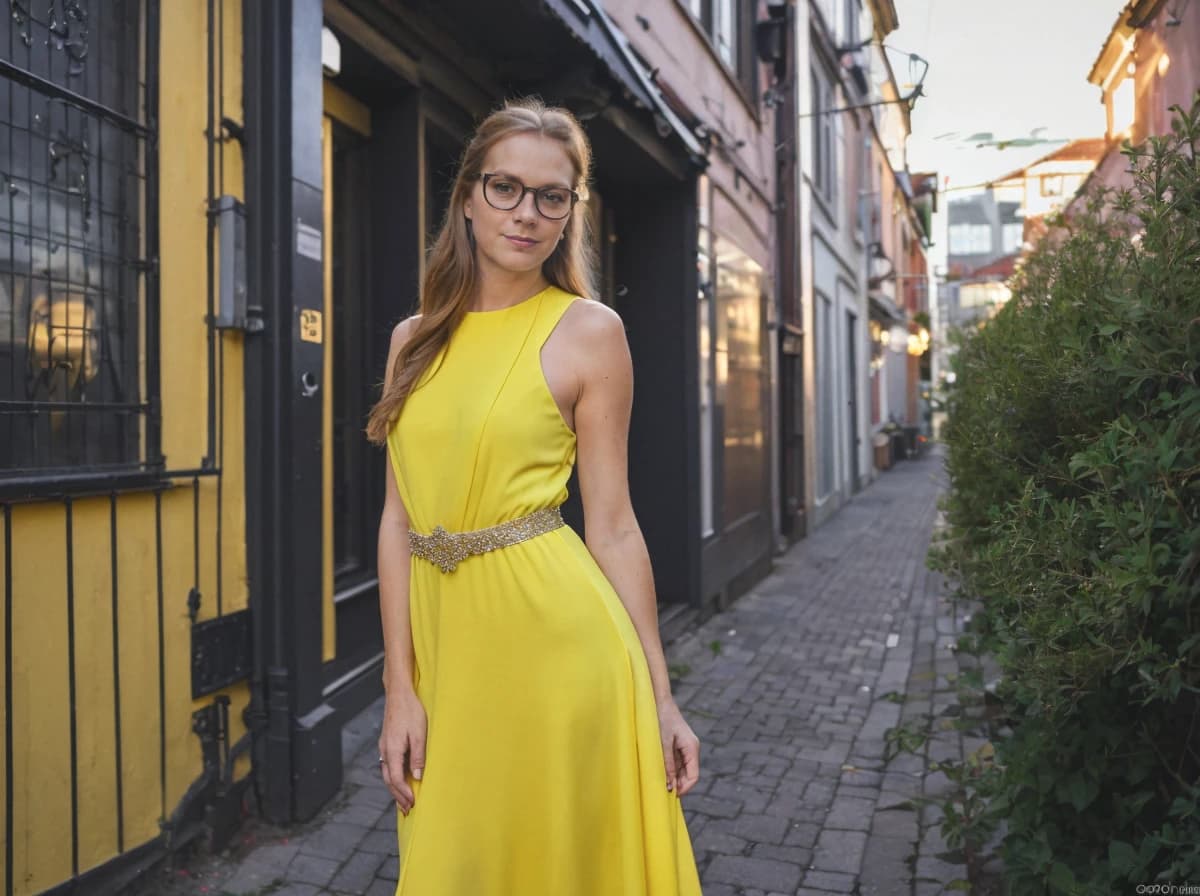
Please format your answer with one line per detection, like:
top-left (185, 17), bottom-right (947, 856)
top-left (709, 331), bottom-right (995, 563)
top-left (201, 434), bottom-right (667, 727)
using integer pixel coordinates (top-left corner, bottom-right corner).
top-left (1, 1), bottom-right (161, 486)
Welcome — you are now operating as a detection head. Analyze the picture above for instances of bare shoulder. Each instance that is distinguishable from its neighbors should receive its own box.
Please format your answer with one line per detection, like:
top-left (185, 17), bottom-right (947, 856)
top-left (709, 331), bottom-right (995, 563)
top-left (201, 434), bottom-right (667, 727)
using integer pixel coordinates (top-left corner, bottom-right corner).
top-left (559, 299), bottom-right (628, 367)
top-left (390, 313), bottom-right (422, 352)
top-left (384, 314), bottom-right (422, 383)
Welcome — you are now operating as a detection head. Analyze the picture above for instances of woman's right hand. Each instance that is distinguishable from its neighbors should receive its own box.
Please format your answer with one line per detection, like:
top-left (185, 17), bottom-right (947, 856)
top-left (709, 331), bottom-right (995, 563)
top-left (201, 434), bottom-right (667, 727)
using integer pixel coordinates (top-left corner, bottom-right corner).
top-left (378, 689), bottom-right (427, 815)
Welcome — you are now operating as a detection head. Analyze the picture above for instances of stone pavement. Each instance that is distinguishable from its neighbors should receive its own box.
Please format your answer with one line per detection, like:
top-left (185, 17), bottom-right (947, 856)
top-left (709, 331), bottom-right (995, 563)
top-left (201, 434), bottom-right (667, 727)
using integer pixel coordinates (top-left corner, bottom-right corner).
top-left (138, 448), bottom-right (965, 896)
top-left (668, 447), bottom-right (967, 896)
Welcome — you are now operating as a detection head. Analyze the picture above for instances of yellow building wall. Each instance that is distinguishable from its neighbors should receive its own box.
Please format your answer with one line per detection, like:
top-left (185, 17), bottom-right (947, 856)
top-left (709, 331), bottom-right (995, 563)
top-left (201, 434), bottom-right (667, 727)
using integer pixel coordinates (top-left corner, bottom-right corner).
top-left (0, 2), bottom-right (253, 893)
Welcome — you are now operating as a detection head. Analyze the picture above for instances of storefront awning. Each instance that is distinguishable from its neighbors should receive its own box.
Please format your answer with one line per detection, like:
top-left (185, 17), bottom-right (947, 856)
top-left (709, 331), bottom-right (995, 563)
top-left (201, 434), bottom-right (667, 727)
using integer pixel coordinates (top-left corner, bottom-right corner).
top-left (869, 293), bottom-right (906, 324)
top-left (539, 0), bottom-right (707, 168)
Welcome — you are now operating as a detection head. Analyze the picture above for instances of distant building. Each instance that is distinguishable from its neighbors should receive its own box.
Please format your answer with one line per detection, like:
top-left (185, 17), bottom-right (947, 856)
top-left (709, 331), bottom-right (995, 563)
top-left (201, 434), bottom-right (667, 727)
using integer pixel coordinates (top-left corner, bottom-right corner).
top-left (939, 137), bottom-right (1103, 333)
top-left (946, 191), bottom-right (1022, 279)
top-left (940, 253), bottom-right (1018, 331)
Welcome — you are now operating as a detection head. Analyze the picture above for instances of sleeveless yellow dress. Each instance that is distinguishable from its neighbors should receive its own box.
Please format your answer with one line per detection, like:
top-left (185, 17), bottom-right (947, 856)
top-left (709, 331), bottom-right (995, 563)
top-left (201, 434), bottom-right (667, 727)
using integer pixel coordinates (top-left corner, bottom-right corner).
top-left (385, 285), bottom-right (702, 895)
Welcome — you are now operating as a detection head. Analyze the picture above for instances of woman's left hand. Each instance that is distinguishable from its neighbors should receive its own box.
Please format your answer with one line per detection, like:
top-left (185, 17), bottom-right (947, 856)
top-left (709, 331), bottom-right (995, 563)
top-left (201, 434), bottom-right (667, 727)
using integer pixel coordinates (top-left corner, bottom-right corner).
top-left (657, 698), bottom-right (700, 797)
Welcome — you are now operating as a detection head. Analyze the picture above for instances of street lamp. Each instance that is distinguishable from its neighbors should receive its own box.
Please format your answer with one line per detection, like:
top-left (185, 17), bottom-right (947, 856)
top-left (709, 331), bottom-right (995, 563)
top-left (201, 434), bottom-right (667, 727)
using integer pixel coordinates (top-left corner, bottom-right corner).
top-left (868, 242), bottom-right (895, 290)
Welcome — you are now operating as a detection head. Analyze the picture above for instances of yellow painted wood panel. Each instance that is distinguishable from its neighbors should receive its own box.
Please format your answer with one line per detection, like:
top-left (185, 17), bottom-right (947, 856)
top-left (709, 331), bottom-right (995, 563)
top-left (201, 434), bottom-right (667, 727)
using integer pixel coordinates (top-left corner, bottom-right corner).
top-left (113, 493), bottom-right (165, 850)
top-left (158, 0), bottom-right (212, 470)
top-left (157, 487), bottom-right (202, 821)
top-left (66, 500), bottom-right (120, 875)
top-left (9, 504), bottom-right (72, 894)
top-left (219, 336), bottom-right (250, 618)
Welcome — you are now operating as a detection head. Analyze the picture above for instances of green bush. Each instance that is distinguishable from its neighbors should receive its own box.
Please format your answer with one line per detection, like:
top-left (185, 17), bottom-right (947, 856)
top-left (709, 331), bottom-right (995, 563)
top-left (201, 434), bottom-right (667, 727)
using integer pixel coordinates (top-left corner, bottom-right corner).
top-left (934, 96), bottom-right (1200, 894)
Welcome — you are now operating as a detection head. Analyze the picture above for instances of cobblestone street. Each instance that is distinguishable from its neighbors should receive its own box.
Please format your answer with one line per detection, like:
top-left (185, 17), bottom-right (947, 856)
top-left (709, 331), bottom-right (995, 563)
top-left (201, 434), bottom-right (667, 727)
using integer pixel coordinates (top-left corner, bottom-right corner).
top-left (138, 448), bottom-right (965, 896)
top-left (669, 448), bottom-right (967, 896)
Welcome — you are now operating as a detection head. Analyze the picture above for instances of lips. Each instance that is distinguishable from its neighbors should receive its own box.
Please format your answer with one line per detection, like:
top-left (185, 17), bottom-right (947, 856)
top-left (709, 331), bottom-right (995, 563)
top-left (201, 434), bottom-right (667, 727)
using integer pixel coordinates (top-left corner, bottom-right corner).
top-left (504, 235), bottom-right (538, 248)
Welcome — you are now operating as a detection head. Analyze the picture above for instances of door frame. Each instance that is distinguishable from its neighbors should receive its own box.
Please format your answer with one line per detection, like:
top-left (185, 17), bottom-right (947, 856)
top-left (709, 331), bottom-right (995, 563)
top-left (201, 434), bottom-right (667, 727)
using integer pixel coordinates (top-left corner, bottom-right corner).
top-left (320, 81), bottom-right (377, 683)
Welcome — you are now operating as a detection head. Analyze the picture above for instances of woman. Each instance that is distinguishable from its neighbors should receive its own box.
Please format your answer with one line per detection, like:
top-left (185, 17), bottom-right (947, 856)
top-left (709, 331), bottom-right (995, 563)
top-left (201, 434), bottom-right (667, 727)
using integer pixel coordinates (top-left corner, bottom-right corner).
top-left (365, 97), bottom-right (702, 895)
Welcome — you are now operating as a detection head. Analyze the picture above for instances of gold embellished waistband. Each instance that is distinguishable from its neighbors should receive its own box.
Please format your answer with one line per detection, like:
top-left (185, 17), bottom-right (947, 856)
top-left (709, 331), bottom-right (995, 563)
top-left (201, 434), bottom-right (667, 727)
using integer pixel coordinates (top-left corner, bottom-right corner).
top-left (408, 505), bottom-right (565, 573)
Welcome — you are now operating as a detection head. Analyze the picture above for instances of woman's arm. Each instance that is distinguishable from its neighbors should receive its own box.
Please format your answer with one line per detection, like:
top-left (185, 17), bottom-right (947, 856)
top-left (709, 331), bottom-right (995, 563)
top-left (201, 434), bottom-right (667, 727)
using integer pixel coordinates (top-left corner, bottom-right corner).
top-left (570, 301), bottom-right (701, 796)
top-left (377, 317), bottom-right (427, 814)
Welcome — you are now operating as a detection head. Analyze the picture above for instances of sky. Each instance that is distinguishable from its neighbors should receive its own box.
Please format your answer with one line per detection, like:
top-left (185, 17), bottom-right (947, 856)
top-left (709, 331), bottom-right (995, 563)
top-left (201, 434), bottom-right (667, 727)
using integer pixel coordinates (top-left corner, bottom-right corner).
top-left (889, 0), bottom-right (1121, 194)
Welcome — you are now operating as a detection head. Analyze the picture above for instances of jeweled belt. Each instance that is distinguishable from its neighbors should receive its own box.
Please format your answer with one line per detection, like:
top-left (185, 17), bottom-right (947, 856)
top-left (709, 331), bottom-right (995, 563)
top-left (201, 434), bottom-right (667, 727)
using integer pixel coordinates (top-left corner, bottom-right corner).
top-left (408, 505), bottom-right (565, 573)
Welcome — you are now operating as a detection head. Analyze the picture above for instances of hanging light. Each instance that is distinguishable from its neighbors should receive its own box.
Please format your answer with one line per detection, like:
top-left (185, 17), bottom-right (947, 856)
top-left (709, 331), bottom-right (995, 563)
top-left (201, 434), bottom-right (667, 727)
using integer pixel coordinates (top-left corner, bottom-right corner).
top-left (907, 326), bottom-right (931, 356)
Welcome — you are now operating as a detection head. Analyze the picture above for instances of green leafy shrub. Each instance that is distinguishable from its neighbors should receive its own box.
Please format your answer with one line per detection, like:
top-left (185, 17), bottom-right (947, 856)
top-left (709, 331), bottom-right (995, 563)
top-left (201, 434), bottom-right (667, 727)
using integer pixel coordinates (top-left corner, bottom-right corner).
top-left (933, 96), bottom-right (1200, 893)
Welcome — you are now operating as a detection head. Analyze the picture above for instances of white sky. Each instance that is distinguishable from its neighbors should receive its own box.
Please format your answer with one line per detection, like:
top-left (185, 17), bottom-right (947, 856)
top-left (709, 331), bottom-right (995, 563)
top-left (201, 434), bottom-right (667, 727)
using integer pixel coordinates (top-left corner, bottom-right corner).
top-left (890, 0), bottom-right (1120, 193)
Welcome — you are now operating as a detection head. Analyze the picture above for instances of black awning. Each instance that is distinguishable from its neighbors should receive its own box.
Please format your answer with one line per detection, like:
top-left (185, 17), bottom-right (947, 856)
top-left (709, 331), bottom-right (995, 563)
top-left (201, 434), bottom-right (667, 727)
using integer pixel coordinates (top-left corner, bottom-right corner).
top-left (539, 0), bottom-right (707, 168)
top-left (869, 293), bottom-right (906, 324)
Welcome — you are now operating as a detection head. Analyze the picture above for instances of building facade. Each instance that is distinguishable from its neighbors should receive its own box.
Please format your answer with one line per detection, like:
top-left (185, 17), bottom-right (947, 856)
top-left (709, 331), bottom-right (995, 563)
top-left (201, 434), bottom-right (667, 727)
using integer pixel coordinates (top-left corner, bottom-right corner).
top-left (940, 137), bottom-right (1103, 340)
top-left (604, 0), bottom-right (783, 612)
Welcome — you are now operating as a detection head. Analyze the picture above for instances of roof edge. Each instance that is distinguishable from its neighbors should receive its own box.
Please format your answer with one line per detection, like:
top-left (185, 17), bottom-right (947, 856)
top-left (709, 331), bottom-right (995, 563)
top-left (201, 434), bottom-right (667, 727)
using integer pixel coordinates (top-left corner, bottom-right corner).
top-left (1087, 0), bottom-right (1170, 85)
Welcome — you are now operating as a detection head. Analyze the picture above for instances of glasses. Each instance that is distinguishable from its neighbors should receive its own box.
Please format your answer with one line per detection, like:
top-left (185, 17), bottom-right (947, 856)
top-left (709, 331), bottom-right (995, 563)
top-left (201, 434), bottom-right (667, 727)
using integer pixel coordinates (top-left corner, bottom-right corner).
top-left (479, 172), bottom-right (580, 220)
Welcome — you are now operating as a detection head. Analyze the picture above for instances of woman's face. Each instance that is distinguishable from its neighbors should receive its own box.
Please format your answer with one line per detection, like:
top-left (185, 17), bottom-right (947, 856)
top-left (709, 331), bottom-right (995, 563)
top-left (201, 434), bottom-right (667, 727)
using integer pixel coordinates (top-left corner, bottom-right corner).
top-left (464, 132), bottom-right (576, 278)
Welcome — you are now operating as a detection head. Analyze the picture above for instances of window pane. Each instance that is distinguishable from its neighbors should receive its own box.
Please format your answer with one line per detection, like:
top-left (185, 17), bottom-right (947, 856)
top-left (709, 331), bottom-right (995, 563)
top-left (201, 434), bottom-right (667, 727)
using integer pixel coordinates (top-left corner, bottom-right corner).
top-left (949, 224), bottom-right (993, 256)
top-left (1001, 222), bottom-right (1023, 254)
top-left (697, 176), bottom-right (714, 538)
top-left (715, 0), bottom-right (737, 68)
top-left (811, 72), bottom-right (823, 192)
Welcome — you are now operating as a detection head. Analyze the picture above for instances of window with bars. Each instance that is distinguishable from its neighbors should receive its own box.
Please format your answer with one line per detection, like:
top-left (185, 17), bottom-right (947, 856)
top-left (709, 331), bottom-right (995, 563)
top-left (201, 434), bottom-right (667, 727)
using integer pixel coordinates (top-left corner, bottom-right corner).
top-left (1, 0), bottom-right (159, 480)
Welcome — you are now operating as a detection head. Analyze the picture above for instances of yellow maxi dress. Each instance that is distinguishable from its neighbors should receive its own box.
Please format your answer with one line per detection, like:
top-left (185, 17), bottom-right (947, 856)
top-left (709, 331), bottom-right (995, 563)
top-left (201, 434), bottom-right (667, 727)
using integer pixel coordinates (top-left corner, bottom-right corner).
top-left (385, 284), bottom-right (703, 895)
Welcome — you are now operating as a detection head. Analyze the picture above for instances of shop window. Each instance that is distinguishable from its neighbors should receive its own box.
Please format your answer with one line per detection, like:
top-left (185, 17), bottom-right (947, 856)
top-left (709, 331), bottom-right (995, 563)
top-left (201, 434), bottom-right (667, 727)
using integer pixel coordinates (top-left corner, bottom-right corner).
top-left (1, 2), bottom-right (159, 477)
top-left (713, 232), bottom-right (765, 526)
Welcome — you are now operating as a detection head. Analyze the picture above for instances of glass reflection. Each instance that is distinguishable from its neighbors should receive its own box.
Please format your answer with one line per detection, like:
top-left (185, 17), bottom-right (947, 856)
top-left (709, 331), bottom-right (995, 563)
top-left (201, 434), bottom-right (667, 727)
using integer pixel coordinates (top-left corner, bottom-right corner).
top-left (713, 233), bottom-right (765, 526)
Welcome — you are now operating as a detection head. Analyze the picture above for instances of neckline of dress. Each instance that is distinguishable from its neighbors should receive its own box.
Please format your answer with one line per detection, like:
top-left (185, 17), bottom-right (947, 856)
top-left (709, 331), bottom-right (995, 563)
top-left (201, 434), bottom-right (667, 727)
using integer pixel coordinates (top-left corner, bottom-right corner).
top-left (463, 284), bottom-right (554, 317)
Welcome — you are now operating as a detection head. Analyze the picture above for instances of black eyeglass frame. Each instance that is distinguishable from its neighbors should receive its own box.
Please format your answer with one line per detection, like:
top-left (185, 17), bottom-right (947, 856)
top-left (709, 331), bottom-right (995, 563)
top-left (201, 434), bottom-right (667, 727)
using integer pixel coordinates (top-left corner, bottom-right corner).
top-left (478, 172), bottom-right (581, 220)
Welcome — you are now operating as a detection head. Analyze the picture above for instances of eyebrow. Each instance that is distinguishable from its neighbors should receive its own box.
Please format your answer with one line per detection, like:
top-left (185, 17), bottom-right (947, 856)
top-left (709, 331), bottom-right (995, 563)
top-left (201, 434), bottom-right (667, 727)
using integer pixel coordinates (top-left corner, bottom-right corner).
top-left (491, 170), bottom-right (573, 191)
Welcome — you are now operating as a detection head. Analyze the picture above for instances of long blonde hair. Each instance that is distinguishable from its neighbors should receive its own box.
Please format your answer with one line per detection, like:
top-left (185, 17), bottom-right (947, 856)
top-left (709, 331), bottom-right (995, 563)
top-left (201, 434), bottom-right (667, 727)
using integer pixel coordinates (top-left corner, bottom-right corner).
top-left (365, 97), bottom-right (596, 444)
